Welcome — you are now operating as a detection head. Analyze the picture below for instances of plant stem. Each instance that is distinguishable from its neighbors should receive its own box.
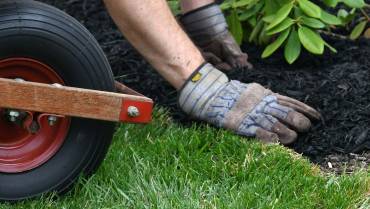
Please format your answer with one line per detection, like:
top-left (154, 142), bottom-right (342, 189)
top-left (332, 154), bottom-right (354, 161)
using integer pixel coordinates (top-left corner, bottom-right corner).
top-left (318, 30), bottom-right (349, 40)
top-left (360, 9), bottom-right (370, 21)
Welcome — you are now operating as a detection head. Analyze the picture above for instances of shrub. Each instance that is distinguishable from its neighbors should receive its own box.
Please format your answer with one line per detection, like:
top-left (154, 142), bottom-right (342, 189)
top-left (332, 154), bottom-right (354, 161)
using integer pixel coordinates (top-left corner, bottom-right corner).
top-left (169, 0), bottom-right (369, 64)
top-left (221, 0), bottom-right (368, 63)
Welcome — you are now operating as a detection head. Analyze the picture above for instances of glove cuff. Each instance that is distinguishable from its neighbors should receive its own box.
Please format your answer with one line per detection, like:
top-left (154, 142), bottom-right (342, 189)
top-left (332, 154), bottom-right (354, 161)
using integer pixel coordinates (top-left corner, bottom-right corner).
top-left (178, 63), bottom-right (229, 119)
top-left (180, 3), bottom-right (228, 46)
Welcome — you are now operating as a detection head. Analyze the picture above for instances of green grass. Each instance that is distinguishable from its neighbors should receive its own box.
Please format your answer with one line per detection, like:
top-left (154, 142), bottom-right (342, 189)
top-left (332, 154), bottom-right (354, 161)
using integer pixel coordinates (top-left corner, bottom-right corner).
top-left (1, 109), bottom-right (369, 209)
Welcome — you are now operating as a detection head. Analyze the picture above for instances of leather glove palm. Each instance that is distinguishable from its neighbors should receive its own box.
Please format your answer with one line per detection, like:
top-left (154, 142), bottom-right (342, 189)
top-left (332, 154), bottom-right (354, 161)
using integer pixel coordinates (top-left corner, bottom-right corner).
top-left (179, 64), bottom-right (321, 144)
top-left (180, 3), bottom-right (252, 70)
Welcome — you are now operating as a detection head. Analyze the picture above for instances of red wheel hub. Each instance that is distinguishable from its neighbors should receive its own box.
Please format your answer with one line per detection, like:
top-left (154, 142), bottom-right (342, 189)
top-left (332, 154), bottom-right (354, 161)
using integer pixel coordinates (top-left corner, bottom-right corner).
top-left (0, 58), bottom-right (70, 173)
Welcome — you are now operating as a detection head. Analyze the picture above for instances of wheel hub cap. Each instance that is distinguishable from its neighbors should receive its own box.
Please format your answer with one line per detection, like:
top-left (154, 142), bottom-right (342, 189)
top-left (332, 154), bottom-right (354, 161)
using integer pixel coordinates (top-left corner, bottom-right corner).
top-left (0, 58), bottom-right (70, 173)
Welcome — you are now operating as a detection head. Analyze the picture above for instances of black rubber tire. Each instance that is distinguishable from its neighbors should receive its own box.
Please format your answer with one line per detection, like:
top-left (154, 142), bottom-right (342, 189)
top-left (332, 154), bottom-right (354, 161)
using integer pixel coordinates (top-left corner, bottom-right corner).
top-left (0, 0), bottom-right (116, 201)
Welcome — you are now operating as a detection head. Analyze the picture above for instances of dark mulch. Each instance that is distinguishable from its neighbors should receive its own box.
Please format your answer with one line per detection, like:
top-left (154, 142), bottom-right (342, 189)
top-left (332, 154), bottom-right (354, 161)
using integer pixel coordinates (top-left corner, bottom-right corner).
top-left (237, 39), bottom-right (370, 173)
top-left (40, 0), bottom-right (369, 173)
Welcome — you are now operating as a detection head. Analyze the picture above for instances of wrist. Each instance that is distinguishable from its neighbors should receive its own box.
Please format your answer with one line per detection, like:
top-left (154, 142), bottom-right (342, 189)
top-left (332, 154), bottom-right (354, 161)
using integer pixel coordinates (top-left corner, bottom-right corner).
top-left (180, 3), bottom-right (228, 46)
top-left (148, 42), bottom-right (205, 90)
top-left (178, 63), bottom-right (229, 118)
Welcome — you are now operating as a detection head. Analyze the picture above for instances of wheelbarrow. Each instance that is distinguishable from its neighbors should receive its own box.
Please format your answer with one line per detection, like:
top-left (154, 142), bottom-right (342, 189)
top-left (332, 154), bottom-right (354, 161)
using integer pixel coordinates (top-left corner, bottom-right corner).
top-left (0, 0), bottom-right (153, 201)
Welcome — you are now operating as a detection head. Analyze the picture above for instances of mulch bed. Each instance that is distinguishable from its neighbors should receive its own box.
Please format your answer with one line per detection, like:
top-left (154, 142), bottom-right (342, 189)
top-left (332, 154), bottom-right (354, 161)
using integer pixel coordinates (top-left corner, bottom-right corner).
top-left (237, 39), bottom-right (370, 174)
top-left (41, 0), bottom-right (369, 174)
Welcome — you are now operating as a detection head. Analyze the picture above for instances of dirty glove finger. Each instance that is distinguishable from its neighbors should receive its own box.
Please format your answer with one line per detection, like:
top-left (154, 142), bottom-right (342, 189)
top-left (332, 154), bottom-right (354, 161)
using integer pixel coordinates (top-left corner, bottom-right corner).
top-left (241, 57), bottom-right (254, 70)
top-left (236, 115), bottom-right (280, 144)
top-left (227, 55), bottom-right (247, 69)
top-left (255, 128), bottom-right (280, 144)
top-left (215, 62), bottom-right (232, 71)
top-left (231, 53), bottom-right (253, 69)
top-left (222, 34), bottom-right (253, 69)
top-left (226, 50), bottom-right (253, 70)
top-left (202, 51), bottom-right (222, 64)
top-left (283, 111), bottom-right (312, 132)
top-left (276, 94), bottom-right (321, 120)
top-left (262, 98), bottom-right (311, 132)
top-left (202, 51), bottom-right (233, 71)
top-left (238, 112), bottom-right (297, 145)
top-left (250, 113), bottom-right (297, 145)
top-left (270, 121), bottom-right (298, 144)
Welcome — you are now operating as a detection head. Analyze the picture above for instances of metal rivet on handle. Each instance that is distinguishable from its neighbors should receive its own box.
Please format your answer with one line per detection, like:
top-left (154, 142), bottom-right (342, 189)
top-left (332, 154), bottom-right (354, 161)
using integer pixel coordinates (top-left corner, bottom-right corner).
top-left (127, 106), bottom-right (140, 117)
top-left (15, 78), bottom-right (25, 82)
top-left (52, 83), bottom-right (63, 88)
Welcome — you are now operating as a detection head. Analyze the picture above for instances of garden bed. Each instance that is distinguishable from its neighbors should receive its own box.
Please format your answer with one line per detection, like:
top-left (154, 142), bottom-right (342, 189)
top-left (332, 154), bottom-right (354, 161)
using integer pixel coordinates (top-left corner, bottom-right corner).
top-left (42, 0), bottom-right (369, 173)
top-left (238, 38), bottom-right (370, 173)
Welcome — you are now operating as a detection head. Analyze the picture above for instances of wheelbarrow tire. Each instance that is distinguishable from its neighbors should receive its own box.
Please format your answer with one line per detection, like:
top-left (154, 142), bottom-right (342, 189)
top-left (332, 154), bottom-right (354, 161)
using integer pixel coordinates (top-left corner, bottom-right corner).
top-left (0, 0), bottom-right (116, 201)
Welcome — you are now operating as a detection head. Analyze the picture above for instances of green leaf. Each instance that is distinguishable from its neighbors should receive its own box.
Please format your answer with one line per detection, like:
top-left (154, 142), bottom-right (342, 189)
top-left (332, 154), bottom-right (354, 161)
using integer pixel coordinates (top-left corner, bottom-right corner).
top-left (246, 0), bottom-right (262, 9)
top-left (341, 0), bottom-right (365, 8)
top-left (350, 21), bottom-right (367, 40)
top-left (337, 9), bottom-right (348, 18)
top-left (220, 1), bottom-right (232, 10)
top-left (298, 26), bottom-right (324, 54)
top-left (276, 0), bottom-right (293, 7)
top-left (365, 28), bottom-right (370, 39)
top-left (301, 16), bottom-right (326, 28)
top-left (227, 10), bottom-right (244, 45)
top-left (228, 11), bottom-right (244, 44)
top-left (324, 41), bottom-right (337, 53)
top-left (285, 28), bottom-right (301, 64)
top-left (323, 0), bottom-right (338, 7)
top-left (294, 7), bottom-right (304, 18)
top-left (262, 28), bottom-right (291, 58)
top-left (233, 0), bottom-right (253, 8)
top-left (266, 2), bottom-right (294, 30)
top-left (263, 15), bottom-right (275, 23)
top-left (248, 16), bottom-right (257, 27)
top-left (267, 17), bottom-right (294, 35)
top-left (337, 9), bottom-right (356, 25)
top-left (264, 0), bottom-right (281, 16)
top-left (298, 0), bottom-right (322, 18)
top-left (239, 2), bottom-right (264, 21)
top-left (320, 11), bottom-right (342, 25)
top-left (249, 19), bottom-right (264, 42)
top-left (258, 24), bottom-right (271, 45)
top-left (239, 9), bottom-right (256, 21)
top-left (168, 1), bottom-right (180, 15)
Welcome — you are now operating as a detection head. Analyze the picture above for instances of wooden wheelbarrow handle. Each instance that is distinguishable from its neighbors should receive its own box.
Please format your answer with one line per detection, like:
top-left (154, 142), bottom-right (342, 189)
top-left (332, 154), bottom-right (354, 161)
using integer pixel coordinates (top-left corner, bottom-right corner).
top-left (0, 78), bottom-right (153, 123)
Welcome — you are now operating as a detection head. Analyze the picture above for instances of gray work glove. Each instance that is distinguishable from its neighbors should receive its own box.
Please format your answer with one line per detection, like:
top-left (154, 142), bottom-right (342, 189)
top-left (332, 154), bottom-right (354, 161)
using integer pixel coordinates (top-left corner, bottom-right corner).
top-left (178, 64), bottom-right (321, 145)
top-left (180, 3), bottom-right (252, 71)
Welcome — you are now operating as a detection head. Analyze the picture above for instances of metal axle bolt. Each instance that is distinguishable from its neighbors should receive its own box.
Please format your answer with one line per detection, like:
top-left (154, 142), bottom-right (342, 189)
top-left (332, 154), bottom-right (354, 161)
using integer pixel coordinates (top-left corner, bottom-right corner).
top-left (48, 116), bottom-right (58, 126)
top-left (8, 110), bottom-right (20, 122)
top-left (127, 106), bottom-right (140, 117)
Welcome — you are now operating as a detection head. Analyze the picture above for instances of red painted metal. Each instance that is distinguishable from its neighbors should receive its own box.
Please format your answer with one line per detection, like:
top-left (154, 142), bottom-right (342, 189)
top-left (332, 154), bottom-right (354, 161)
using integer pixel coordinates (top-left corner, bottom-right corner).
top-left (119, 100), bottom-right (153, 123)
top-left (22, 111), bottom-right (36, 133)
top-left (0, 58), bottom-right (70, 173)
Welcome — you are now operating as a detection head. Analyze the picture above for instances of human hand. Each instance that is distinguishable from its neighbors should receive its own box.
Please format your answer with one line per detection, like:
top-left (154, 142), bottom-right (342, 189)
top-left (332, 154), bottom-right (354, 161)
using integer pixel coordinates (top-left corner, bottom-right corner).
top-left (178, 64), bottom-right (321, 144)
top-left (180, 3), bottom-right (252, 71)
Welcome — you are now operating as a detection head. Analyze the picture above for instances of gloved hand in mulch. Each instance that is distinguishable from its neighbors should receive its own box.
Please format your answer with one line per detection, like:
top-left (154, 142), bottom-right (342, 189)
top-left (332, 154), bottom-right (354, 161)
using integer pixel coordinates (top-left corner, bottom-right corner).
top-left (180, 3), bottom-right (253, 71)
top-left (179, 63), bottom-right (321, 145)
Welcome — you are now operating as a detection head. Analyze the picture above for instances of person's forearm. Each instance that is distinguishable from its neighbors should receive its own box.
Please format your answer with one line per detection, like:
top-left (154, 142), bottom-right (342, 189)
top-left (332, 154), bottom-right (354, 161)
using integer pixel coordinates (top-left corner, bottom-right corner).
top-left (180, 0), bottom-right (214, 13)
top-left (104, 0), bottom-right (204, 89)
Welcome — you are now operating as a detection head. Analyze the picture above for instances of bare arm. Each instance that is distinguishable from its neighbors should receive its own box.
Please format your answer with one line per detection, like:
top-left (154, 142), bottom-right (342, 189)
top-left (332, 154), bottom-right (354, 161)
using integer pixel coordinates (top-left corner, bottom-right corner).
top-left (104, 0), bottom-right (204, 89)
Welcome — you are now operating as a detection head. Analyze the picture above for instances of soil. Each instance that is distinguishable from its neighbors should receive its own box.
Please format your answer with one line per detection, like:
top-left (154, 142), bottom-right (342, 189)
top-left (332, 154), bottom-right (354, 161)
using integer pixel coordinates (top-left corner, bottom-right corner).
top-left (40, 0), bottom-right (369, 174)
